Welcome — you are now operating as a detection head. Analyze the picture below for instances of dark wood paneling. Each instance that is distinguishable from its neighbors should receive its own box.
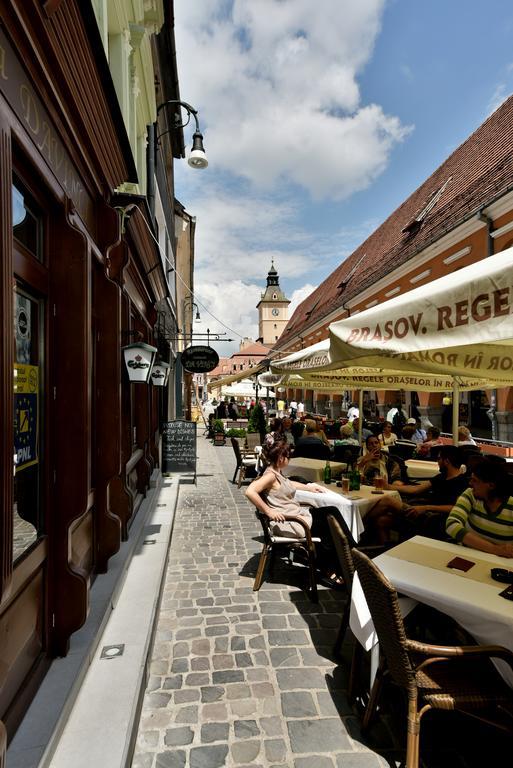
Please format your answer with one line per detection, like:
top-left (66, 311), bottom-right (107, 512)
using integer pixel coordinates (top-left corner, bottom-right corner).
top-left (0, 567), bottom-right (44, 717)
top-left (48, 201), bottom-right (91, 656)
top-left (0, 123), bottom-right (14, 602)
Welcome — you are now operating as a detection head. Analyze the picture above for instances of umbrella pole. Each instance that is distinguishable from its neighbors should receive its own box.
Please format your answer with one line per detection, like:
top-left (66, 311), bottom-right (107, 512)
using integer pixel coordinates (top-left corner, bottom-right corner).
top-left (452, 379), bottom-right (460, 446)
top-left (358, 389), bottom-right (364, 444)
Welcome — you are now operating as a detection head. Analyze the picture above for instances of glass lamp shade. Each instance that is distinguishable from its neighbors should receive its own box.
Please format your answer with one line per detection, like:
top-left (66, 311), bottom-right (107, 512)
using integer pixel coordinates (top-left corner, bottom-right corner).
top-left (122, 342), bottom-right (157, 383)
top-left (150, 361), bottom-right (170, 387)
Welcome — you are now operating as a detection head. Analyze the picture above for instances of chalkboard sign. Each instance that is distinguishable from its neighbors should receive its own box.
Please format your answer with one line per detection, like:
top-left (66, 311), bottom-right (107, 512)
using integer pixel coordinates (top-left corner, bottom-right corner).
top-left (162, 420), bottom-right (197, 477)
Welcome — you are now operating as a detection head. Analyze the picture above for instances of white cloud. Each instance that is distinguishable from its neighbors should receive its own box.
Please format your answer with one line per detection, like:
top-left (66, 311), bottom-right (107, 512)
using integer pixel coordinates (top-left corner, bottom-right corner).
top-left (488, 83), bottom-right (508, 115)
top-left (175, 0), bottom-right (411, 200)
top-left (288, 284), bottom-right (318, 315)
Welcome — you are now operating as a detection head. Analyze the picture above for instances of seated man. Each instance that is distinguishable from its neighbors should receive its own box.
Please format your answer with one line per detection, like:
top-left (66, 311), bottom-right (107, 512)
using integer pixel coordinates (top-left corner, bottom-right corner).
top-left (397, 445), bottom-right (469, 539)
top-left (351, 417), bottom-right (372, 444)
top-left (358, 434), bottom-right (404, 487)
top-left (293, 419), bottom-right (331, 460)
top-left (446, 458), bottom-right (513, 558)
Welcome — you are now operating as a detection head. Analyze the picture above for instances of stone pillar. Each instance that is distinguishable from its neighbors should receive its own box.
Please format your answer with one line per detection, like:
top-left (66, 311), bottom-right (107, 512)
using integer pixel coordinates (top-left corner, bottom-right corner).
top-left (496, 411), bottom-right (513, 442)
top-left (424, 406), bottom-right (443, 430)
top-left (376, 403), bottom-right (387, 420)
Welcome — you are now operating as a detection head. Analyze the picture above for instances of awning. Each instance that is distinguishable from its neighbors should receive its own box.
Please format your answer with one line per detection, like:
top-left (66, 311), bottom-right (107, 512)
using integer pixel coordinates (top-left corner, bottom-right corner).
top-left (207, 362), bottom-right (267, 392)
top-left (328, 247), bottom-right (513, 383)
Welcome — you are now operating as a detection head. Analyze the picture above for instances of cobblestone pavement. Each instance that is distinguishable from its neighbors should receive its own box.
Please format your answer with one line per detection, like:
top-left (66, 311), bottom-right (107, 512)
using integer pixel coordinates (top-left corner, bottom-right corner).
top-left (132, 437), bottom-right (510, 768)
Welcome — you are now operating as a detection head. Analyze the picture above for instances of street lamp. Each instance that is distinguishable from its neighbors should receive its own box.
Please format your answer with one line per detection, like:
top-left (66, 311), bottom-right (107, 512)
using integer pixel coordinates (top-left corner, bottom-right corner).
top-left (183, 297), bottom-right (201, 346)
top-left (156, 100), bottom-right (208, 169)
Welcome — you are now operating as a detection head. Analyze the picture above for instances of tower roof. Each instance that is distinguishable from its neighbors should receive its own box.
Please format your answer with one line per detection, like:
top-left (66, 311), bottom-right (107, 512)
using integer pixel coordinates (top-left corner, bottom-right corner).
top-left (257, 260), bottom-right (290, 305)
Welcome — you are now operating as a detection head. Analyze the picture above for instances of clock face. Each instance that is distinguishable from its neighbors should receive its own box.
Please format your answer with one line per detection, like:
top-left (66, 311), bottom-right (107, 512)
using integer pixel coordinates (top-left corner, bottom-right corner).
top-left (272, 308), bottom-right (279, 316)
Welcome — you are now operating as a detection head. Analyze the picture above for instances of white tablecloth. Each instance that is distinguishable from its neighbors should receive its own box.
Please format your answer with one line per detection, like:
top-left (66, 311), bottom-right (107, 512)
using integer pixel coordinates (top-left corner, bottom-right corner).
top-left (350, 535), bottom-right (513, 687)
top-left (405, 459), bottom-right (440, 478)
top-left (283, 458), bottom-right (346, 483)
top-left (294, 488), bottom-right (364, 542)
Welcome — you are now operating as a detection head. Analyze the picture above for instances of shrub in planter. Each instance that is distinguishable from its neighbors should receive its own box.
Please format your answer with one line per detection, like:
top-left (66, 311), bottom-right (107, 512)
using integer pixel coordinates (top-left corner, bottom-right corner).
top-left (212, 419), bottom-right (226, 445)
top-left (247, 404), bottom-right (266, 442)
top-left (226, 428), bottom-right (247, 438)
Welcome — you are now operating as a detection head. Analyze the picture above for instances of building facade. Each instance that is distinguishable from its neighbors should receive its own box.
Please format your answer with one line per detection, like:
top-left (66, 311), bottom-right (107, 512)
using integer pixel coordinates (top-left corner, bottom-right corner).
top-left (0, 0), bottom-right (194, 744)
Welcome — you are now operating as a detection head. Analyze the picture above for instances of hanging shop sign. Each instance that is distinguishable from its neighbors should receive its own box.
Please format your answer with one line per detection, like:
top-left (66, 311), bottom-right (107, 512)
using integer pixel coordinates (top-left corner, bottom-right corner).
top-left (181, 346), bottom-right (219, 374)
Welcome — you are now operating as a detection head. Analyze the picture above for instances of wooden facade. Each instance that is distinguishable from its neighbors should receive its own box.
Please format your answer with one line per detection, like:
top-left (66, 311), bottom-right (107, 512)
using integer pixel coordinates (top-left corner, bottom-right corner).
top-left (0, 0), bottom-right (181, 743)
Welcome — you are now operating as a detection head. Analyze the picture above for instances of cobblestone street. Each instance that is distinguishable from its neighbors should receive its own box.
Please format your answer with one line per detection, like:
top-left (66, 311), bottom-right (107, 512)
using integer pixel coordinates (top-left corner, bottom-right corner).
top-left (131, 436), bottom-right (509, 768)
top-left (132, 435), bottom-right (394, 768)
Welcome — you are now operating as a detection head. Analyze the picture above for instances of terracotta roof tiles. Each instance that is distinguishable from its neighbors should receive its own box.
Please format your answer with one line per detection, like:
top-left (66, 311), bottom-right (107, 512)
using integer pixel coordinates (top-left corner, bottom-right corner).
top-left (277, 94), bottom-right (513, 348)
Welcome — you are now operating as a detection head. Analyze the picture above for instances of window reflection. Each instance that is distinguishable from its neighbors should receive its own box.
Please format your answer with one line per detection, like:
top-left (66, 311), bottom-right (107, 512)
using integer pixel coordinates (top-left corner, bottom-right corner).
top-left (12, 175), bottom-right (43, 261)
top-left (13, 290), bottom-right (41, 560)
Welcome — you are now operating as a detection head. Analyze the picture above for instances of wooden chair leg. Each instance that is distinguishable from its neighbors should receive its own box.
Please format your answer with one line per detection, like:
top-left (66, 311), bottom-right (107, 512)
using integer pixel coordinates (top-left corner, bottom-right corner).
top-left (238, 465), bottom-right (245, 488)
top-left (307, 546), bottom-right (318, 602)
top-left (362, 656), bottom-right (385, 733)
top-left (333, 602), bottom-right (349, 658)
top-left (253, 544), bottom-right (271, 591)
top-left (232, 461), bottom-right (240, 484)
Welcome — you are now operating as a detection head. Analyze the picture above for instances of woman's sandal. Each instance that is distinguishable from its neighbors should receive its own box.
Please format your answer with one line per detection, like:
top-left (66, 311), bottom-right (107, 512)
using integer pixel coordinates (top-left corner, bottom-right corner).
top-left (319, 573), bottom-right (345, 590)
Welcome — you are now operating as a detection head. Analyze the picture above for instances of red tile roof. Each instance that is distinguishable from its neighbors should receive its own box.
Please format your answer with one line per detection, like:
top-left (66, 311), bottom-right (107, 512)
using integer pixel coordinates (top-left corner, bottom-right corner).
top-left (230, 342), bottom-right (271, 358)
top-left (277, 94), bottom-right (513, 349)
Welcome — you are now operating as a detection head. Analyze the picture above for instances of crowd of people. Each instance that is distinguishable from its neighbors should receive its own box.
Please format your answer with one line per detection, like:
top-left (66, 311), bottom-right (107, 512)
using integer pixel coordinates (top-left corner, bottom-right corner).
top-left (243, 404), bottom-right (513, 590)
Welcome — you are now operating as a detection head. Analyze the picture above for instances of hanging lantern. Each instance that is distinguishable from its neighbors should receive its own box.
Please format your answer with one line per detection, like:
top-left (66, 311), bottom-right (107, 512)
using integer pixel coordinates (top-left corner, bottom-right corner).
top-left (122, 342), bottom-right (157, 383)
top-left (150, 360), bottom-right (170, 387)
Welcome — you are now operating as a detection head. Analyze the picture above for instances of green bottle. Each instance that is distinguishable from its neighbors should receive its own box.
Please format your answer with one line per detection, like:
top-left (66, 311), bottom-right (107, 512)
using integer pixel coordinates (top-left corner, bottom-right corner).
top-left (324, 460), bottom-right (332, 484)
top-left (350, 469), bottom-right (360, 491)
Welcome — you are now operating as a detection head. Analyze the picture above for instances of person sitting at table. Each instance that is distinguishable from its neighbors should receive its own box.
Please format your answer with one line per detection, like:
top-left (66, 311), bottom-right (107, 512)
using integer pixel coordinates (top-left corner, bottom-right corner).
top-left (293, 419), bottom-right (331, 460)
top-left (445, 458), bottom-right (513, 558)
top-left (378, 421), bottom-right (397, 450)
top-left (334, 423), bottom-right (360, 447)
top-left (416, 426), bottom-right (443, 457)
top-left (457, 425), bottom-right (477, 446)
top-left (394, 446), bottom-right (469, 540)
top-left (358, 434), bottom-right (404, 486)
top-left (246, 437), bottom-right (345, 587)
top-left (407, 417), bottom-right (426, 444)
top-left (351, 417), bottom-right (372, 444)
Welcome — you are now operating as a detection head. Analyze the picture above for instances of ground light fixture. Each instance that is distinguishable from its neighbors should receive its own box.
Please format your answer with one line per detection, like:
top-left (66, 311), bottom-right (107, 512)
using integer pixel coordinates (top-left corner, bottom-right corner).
top-left (150, 360), bottom-right (170, 387)
top-left (122, 342), bottom-right (157, 383)
top-left (156, 100), bottom-right (208, 169)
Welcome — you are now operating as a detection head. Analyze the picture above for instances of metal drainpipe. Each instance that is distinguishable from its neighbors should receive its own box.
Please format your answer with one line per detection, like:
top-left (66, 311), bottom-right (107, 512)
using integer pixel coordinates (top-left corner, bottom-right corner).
top-left (147, 123), bottom-right (156, 221)
top-left (478, 208), bottom-right (498, 439)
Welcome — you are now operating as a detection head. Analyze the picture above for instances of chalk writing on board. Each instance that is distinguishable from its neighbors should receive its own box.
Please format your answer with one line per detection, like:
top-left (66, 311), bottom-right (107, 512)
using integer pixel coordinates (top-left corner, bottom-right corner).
top-left (162, 420), bottom-right (197, 475)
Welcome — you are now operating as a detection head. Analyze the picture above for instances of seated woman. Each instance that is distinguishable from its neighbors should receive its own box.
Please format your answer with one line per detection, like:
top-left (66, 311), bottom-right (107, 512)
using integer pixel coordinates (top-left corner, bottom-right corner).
top-left (417, 426), bottom-right (443, 457)
top-left (446, 458), bottom-right (513, 558)
top-left (377, 421), bottom-right (397, 450)
top-left (245, 436), bottom-right (345, 587)
top-left (334, 423), bottom-right (359, 446)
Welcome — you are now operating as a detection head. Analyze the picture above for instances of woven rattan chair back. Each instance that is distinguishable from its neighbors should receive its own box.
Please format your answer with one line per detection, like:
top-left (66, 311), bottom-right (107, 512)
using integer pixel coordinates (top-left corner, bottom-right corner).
top-left (352, 549), bottom-right (416, 694)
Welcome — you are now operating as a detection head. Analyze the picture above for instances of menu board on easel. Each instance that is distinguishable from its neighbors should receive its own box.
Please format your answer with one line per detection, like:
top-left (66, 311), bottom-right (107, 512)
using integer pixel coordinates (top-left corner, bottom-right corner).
top-left (162, 420), bottom-right (197, 478)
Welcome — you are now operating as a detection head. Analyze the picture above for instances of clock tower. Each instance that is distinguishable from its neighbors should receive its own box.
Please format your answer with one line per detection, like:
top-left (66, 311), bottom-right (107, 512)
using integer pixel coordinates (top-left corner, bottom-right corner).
top-left (256, 261), bottom-right (290, 346)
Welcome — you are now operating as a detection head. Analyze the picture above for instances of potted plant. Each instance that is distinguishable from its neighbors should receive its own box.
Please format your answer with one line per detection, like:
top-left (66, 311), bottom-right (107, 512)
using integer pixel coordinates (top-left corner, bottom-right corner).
top-left (247, 403), bottom-right (266, 443)
top-left (212, 418), bottom-right (226, 446)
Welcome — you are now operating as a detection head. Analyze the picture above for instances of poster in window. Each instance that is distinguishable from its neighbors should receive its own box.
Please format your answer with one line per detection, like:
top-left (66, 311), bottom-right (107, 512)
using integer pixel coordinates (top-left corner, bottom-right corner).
top-left (14, 363), bottom-right (39, 472)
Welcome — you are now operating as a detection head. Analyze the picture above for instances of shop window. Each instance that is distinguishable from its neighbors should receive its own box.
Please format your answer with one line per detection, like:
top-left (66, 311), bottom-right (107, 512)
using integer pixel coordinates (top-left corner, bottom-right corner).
top-left (12, 174), bottom-right (44, 262)
top-left (13, 288), bottom-right (43, 560)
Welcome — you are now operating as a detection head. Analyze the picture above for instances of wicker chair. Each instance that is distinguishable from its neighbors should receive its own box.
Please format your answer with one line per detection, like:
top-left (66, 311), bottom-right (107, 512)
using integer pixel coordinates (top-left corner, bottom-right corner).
top-left (333, 443), bottom-right (361, 468)
top-left (352, 549), bottom-right (513, 768)
top-left (246, 432), bottom-right (261, 451)
top-left (253, 511), bottom-right (320, 601)
top-left (326, 513), bottom-right (385, 701)
top-left (230, 437), bottom-right (258, 487)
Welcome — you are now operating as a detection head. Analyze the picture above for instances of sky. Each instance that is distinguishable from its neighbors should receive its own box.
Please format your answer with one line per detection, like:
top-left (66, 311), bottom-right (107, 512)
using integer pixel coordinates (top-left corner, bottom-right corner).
top-left (173, 0), bottom-right (513, 356)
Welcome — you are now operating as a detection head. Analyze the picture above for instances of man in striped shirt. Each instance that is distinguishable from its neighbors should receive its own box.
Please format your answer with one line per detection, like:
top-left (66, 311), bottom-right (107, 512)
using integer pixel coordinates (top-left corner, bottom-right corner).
top-left (446, 458), bottom-right (513, 558)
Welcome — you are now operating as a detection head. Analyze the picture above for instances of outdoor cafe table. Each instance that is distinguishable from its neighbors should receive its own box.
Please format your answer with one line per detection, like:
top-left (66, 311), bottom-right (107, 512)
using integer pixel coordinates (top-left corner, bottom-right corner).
top-left (283, 457), bottom-right (346, 483)
top-left (350, 535), bottom-right (513, 687)
top-left (294, 484), bottom-right (402, 543)
top-left (405, 459), bottom-right (440, 479)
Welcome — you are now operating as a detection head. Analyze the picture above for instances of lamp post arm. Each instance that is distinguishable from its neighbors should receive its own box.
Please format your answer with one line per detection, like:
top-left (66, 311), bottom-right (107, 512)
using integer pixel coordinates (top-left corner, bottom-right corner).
top-left (156, 100), bottom-right (201, 133)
